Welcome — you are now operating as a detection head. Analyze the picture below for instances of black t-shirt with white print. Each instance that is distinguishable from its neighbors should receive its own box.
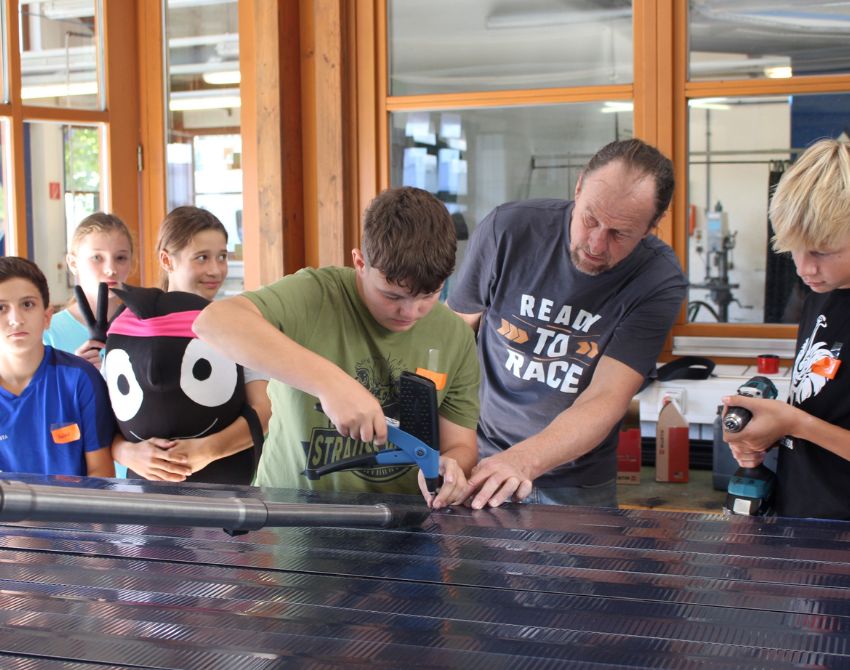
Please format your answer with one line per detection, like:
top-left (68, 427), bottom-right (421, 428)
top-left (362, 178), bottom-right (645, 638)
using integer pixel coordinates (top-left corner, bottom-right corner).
top-left (777, 288), bottom-right (850, 519)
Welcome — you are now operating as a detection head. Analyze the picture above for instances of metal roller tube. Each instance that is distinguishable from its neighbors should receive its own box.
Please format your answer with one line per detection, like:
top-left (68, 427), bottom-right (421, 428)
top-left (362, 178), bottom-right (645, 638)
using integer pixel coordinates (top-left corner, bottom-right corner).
top-left (0, 480), bottom-right (427, 532)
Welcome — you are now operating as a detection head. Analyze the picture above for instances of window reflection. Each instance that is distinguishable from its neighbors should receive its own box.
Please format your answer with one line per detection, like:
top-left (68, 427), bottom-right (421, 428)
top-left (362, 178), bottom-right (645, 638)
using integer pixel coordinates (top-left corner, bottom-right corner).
top-left (25, 121), bottom-right (101, 305)
top-left (0, 1), bottom-right (8, 103)
top-left (391, 104), bottom-right (632, 290)
top-left (19, 0), bottom-right (101, 109)
top-left (165, 0), bottom-right (243, 296)
top-left (388, 0), bottom-right (633, 95)
top-left (689, 0), bottom-right (850, 80)
top-left (687, 93), bottom-right (850, 323)
top-left (0, 120), bottom-right (8, 255)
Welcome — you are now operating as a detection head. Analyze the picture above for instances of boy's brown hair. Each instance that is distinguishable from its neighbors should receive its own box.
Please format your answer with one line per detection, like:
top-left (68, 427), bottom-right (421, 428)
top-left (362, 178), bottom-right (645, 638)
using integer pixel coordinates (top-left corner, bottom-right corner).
top-left (0, 256), bottom-right (50, 308)
top-left (361, 187), bottom-right (456, 296)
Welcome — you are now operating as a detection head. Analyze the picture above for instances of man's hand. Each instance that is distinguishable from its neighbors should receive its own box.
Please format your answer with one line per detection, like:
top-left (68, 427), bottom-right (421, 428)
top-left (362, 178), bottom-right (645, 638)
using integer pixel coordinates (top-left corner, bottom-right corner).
top-left (113, 436), bottom-right (193, 481)
top-left (74, 339), bottom-right (104, 369)
top-left (419, 456), bottom-right (469, 509)
top-left (317, 374), bottom-right (387, 445)
top-left (463, 450), bottom-right (534, 509)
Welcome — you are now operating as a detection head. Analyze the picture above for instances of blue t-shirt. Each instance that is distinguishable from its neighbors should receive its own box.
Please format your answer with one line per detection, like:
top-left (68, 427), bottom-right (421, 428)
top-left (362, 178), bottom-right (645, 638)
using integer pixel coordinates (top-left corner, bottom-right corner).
top-left (43, 308), bottom-right (89, 354)
top-left (0, 346), bottom-right (115, 476)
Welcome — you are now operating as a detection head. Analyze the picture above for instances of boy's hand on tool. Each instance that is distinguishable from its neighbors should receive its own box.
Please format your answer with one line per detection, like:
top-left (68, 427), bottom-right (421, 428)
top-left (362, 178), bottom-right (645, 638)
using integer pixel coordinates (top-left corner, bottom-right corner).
top-left (419, 456), bottom-right (468, 509)
top-left (317, 374), bottom-right (388, 446)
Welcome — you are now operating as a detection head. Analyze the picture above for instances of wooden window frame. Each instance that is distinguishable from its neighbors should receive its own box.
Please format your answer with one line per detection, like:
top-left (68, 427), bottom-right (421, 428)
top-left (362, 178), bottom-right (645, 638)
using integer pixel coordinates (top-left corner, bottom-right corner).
top-left (0, 0), bottom-right (140, 285)
top-left (352, 0), bottom-right (850, 358)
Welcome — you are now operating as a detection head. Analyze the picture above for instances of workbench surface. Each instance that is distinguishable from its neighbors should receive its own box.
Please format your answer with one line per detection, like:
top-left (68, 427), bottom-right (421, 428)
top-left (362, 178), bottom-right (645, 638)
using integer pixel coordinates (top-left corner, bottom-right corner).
top-left (618, 466), bottom-right (727, 513)
top-left (1, 474), bottom-right (848, 669)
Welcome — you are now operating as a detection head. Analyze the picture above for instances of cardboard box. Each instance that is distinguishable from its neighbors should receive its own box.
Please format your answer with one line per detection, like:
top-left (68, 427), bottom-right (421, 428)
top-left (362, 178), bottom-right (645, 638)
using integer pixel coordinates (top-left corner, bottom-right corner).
top-left (617, 398), bottom-right (642, 484)
top-left (616, 427), bottom-right (642, 484)
top-left (656, 400), bottom-right (689, 483)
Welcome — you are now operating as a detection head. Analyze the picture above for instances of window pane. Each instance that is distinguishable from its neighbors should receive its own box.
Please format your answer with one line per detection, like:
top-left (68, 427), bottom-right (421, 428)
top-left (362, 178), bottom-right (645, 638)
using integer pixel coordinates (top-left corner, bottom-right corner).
top-left (388, 0), bottom-right (633, 96)
top-left (689, 0), bottom-right (850, 81)
top-left (165, 0), bottom-right (243, 296)
top-left (0, 120), bottom-right (9, 254)
top-left (193, 134), bottom-right (243, 297)
top-left (687, 92), bottom-right (850, 324)
top-left (0, 1), bottom-right (8, 103)
top-left (390, 104), bottom-right (633, 289)
top-left (25, 121), bottom-right (101, 306)
top-left (19, 0), bottom-right (102, 109)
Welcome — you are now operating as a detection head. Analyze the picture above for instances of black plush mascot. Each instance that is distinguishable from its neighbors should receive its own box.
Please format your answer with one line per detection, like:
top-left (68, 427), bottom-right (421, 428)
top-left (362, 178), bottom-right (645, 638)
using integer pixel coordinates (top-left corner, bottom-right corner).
top-left (104, 285), bottom-right (262, 484)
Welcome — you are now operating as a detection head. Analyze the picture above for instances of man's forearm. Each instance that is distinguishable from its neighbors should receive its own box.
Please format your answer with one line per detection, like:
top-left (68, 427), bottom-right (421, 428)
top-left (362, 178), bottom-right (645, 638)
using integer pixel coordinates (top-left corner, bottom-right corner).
top-left (509, 394), bottom-right (628, 480)
top-left (507, 357), bottom-right (645, 480)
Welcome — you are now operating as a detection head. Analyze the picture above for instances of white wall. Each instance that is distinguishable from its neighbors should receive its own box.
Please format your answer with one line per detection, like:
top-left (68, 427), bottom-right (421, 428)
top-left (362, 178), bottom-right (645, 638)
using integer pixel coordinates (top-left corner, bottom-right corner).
top-left (30, 123), bottom-right (72, 307)
top-left (687, 100), bottom-right (791, 323)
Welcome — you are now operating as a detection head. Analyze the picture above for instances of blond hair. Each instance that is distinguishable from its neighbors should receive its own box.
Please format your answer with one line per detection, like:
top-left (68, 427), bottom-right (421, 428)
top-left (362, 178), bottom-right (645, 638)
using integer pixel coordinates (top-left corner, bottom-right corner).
top-left (66, 212), bottom-right (134, 307)
top-left (71, 212), bottom-right (134, 255)
top-left (770, 138), bottom-right (850, 253)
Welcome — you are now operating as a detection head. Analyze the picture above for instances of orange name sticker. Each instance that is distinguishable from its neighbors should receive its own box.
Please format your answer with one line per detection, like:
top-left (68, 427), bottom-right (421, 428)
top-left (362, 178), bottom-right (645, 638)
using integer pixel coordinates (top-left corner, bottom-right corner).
top-left (51, 423), bottom-right (81, 444)
top-left (415, 368), bottom-right (447, 391)
top-left (812, 357), bottom-right (841, 380)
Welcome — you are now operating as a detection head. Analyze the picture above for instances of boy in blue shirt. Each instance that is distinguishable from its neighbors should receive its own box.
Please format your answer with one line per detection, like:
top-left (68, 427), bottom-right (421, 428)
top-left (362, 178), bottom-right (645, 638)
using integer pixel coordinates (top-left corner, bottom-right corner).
top-left (0, 257), bottom-right (114, 477)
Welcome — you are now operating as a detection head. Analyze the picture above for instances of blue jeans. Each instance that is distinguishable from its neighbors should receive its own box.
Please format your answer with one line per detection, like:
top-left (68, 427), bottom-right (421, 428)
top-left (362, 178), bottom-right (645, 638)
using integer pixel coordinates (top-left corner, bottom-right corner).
top-left (523, 478), bottom-right (617, 508)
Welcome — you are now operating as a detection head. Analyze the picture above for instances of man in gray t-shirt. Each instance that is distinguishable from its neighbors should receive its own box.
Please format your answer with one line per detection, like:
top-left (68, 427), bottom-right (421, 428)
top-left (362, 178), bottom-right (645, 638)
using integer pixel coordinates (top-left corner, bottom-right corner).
top-left (449, 138), bottom-right (688, 509)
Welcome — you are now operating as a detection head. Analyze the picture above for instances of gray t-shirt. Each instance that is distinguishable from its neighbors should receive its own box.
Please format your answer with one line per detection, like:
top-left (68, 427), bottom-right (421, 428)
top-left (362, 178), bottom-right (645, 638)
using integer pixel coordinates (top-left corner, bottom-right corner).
top-left (449, 199), bottom-right (687, 487)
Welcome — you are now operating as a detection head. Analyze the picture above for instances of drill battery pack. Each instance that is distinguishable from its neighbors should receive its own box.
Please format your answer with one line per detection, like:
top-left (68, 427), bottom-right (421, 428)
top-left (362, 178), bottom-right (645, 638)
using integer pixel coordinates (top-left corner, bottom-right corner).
top-left (725, 464), bottom-right (776, 516)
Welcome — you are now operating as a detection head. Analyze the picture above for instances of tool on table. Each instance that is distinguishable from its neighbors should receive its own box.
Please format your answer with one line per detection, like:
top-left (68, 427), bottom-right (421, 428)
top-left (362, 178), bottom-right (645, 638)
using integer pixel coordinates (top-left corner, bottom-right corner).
top-left (722, 376), bottom-right (782, 516)
top-left (313, 371), bottom-right (441, 494)
top-left (0, 480), bottom-right (430, 534)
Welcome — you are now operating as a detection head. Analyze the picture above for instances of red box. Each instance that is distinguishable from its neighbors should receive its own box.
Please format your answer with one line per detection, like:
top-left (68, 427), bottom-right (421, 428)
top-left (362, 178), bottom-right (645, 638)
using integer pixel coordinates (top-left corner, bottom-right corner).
top-left (616, 427), bottom-right (641, 484)
top-left (657, 425), bottom-right (689, 483)
top-left (656, 400), bottom-right (689, 483)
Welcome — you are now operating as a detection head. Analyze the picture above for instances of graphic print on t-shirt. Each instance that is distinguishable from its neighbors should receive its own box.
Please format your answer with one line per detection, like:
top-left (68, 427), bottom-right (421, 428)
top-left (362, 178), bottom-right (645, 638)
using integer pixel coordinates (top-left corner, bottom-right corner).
top-left (499, 292), bottom-right (603, 394)
top-left (791, 314), bottom-right (835, 405)
top-left (301, 354), bottom-right (412, 483)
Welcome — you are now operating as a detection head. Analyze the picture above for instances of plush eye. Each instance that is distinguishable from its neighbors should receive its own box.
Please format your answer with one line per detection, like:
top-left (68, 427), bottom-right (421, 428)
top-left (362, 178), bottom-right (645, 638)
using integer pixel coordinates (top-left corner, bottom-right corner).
top-left (180, 338), bottom-right (238, 407)
top-left (105, 348), bottom-right (144, 421)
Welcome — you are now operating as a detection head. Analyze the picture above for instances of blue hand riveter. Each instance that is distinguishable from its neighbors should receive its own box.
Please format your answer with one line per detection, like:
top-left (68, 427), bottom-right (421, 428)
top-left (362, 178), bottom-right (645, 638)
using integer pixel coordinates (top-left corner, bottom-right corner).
top-left (311, 371), bottom-right (441, 493)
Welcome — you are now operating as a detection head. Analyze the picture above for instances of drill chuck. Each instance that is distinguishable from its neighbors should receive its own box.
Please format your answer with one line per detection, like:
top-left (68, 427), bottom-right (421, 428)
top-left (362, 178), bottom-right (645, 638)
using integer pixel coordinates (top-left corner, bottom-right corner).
top-left (724, 375), bottom-right (778, 433)
top-left (723, 407), bottom-right (752, 433)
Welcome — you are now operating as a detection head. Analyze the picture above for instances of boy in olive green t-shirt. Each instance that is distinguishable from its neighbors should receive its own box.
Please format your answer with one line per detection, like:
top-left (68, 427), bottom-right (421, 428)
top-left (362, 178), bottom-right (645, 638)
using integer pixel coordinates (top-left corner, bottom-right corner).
top-left (195, 187), bottom-right (479, 508)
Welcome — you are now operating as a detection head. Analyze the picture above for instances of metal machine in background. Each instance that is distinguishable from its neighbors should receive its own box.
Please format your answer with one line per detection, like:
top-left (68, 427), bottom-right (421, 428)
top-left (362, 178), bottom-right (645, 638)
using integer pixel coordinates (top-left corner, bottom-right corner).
top-left (689, 203), bottom-right (748, 322)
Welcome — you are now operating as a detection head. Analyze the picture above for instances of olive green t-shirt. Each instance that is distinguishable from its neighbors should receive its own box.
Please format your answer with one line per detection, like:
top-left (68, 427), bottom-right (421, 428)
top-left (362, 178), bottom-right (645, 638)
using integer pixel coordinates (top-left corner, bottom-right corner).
top-left (244, 266), bottom-right (480, 495)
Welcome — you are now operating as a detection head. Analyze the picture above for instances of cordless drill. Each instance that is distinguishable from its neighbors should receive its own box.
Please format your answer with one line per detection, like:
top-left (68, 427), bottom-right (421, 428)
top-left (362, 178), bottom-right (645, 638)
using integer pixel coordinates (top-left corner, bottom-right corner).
top-left (722, 376), bottom-right (779, 516)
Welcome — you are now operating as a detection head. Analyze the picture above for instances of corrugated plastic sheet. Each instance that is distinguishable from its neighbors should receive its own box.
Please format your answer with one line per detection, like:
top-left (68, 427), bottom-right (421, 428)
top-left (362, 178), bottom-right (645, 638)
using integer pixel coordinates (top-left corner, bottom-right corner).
top-left (0, 474), bottom-right (848, 669)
